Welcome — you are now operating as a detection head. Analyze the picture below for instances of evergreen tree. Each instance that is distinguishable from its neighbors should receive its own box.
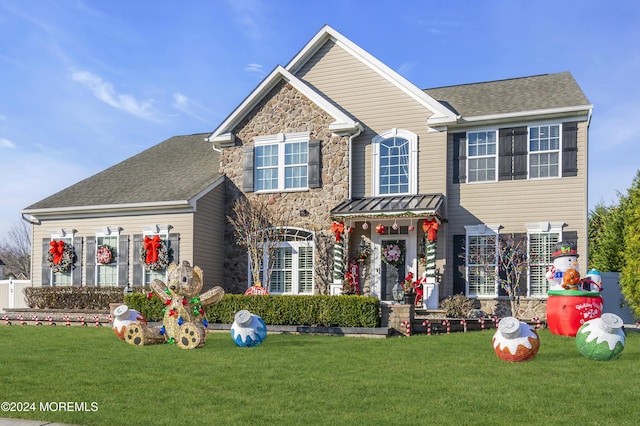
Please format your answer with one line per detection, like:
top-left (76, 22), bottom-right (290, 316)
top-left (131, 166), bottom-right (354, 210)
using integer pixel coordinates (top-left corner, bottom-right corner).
top-left (588, 202), bottom-right (624, 272)
top-left (620, 170), bottom-right (640, 317)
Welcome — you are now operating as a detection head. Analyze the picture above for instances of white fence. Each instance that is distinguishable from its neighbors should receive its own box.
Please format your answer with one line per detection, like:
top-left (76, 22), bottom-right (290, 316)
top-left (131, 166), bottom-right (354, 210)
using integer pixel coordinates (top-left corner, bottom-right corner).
top-left (0, 279), bottom-right (33, 312)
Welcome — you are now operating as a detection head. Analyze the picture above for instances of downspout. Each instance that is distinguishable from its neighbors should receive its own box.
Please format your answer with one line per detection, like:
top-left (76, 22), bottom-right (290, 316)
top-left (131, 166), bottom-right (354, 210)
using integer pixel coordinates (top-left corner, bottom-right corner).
top-left (348, 123), bottom-right (363, 200)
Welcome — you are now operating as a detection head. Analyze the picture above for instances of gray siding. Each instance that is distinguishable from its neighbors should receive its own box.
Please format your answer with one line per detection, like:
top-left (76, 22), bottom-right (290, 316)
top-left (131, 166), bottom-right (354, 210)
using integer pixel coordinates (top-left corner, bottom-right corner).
top-left (193, 183), bottom-right (225, 290)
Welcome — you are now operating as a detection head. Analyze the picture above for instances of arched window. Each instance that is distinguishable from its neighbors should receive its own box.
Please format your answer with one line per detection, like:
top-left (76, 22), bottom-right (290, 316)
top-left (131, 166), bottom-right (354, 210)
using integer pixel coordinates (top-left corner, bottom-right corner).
top-left (372, 129), bottom-right (418, 196)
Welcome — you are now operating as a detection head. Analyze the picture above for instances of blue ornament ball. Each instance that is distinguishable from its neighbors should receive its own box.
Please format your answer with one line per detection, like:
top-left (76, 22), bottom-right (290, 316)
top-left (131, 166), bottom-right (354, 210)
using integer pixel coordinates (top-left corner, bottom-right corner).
top-left (230, 310), bottom-right (267, 347)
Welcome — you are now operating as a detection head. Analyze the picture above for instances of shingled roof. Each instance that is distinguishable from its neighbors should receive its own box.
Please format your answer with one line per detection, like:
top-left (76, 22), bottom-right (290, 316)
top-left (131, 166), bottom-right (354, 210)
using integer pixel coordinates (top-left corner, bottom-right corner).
top-left (424, 72), bottom-right (591, 118)
top-left (24, 133), bottom-right (220, 211)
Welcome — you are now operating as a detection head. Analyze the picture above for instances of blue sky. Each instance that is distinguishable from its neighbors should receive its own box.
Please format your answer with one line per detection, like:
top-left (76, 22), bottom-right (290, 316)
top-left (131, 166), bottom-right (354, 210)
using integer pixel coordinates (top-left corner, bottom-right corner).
top-left (0, 0), bottom-right (639, 238)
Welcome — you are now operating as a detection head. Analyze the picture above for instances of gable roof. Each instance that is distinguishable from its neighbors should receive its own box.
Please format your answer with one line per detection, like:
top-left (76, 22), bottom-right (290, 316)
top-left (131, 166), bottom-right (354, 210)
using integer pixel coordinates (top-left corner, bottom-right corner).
top-left (286, 25), bottom-right (457, 126)
top-left (23, 133), bottom-right (221, 217)
top-left (207, 65), bottom-right (360, 144)
top-left (425, 72), bottom-right (592, 123)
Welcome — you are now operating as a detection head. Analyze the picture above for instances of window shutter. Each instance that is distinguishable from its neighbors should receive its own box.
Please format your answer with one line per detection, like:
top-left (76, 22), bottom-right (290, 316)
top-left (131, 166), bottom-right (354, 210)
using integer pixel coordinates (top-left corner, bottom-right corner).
top-left (41, 238), bottom-right (51, 286)
top-left (168, 233), bottom-right (180, 264)
top-left (498, 128), bottom-right (514, 181)
top-left (512, 127), bottom-right (528, 180)
top-left (118, 235), bottom-right (129, 286)
top-left (308, 139), bottom-right (321, 188)
top-left (85, 236), bottom-right (96, 286)
top-left (452, 133), bottom-right (467, 184)
top-left (243, 145), bottom-right (254, 192)
top-left (72, 236), bottom-right (83, 286)
top-left (562, 122), bottom-right (578, 177)
top-left (132, 234), bottom-right (143, 286)
top-left (453, 234), bottom-right (466, 295)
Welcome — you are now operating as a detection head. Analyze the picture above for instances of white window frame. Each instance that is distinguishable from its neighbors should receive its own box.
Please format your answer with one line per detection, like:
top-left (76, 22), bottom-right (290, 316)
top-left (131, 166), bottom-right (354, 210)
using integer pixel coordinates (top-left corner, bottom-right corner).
top-left (254, 132), bottom-right (310, 192)
top-left (529, 123), bottom-right (562, 180)
top-left (141, 226), bottom-right (169, 286)
top-left (465, 224), bottom-right (501, 297)
top-left (251, 227), bottom-right (315, 295)
top-left (372, 128), bottom-right (418, 196)
top-left (466, 129), bottom-right (497, 183)
top-left (96, 229), bottom-right (119, 287)
top-left (526, 222), bottom-right (563, 297)
top-left (49, 229), bottom-right (75, 287)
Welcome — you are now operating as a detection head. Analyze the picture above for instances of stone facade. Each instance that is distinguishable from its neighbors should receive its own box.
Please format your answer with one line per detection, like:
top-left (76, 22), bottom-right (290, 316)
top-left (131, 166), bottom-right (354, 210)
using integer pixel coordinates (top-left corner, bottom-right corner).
top-left (477, 298), bottom-right (548, 320)
top-left (220, 81), bottom-right (351, 294)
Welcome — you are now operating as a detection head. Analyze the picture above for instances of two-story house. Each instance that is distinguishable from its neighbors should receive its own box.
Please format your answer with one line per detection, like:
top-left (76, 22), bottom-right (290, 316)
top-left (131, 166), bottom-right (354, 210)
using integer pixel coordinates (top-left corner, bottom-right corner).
top-left (22, 25), bottom-right (591, 317)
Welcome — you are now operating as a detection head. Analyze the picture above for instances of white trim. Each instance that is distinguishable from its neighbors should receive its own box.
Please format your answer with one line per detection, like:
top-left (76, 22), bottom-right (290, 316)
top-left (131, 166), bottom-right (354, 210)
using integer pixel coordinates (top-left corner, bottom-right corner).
top-left (207, 65), bottom-right (359, 142)
top-left (371, 128), bottom-right (418, 196)
top-left (457, 105), bottom-right (593, 124)
top-left (466, 129), bottom-right (498, 184)
top-left (253, 132), bottom-right (310, 192)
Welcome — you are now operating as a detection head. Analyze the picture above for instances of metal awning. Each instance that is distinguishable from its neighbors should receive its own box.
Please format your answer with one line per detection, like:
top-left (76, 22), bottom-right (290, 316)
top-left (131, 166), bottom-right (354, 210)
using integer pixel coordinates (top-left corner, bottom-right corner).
top-left (330, 194), bottom-right (445, 219)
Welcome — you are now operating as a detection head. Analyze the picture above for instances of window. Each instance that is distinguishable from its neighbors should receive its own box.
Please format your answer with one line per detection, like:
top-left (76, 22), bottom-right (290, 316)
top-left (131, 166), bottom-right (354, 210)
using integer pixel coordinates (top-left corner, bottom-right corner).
top-left (467, 130), bottom-right (497, 182)
top-left (254, 132), bottom-right (309, 192)
top-left (258, 228), bottom-right (314, 295)
top-left (465, 225), bottom-right (500, 297)
top-left (529, 125), bottom-right (560, 178)
top-left (96, 234), bottom-right (118, 287)
top-left (372, 129), bottom-right (417, 195)
top-left (143, 232), bottom-right (168, 286)
top-left (51, 236), bottom-right (73, 286)
top-left (527, 222), bottom-right (562, 296)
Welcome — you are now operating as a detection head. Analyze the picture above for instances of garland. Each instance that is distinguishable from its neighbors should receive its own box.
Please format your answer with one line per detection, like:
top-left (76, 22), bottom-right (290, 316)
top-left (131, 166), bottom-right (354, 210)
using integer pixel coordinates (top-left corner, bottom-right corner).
top-left (47, 240), bottom-right (76, 273)
top-left (139, 235), bottom-right (170, 271)
top-left (96, 244), bottom-right (114, 264)
top-left (381, 240), bottom-right (405, 268)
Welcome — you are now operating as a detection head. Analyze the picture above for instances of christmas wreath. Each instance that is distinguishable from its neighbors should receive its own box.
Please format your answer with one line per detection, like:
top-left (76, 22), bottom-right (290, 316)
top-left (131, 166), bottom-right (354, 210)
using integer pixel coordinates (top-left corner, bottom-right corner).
top-left (381, 240), bottom-right (405, 268)
top-left (47, 240), bottom-right (76, 273)
top-left (96, 244), bottom-right (114, 264)
top-left (139, 235), bottom-right (170, 271)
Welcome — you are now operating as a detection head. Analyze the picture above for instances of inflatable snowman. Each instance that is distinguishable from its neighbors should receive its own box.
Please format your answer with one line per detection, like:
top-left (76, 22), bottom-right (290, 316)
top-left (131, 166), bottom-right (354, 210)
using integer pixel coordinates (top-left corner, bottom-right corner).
top-left (546, 241), bottom-right (580, 290)
top-left (546, 241), bottom-right (603, 336)
top-left (583, 269), bottom-right (603, 292)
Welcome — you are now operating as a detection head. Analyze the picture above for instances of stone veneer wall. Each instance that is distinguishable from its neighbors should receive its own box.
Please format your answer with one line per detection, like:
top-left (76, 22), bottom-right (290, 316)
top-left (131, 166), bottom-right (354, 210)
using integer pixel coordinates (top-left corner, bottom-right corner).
top-left (477, 298), bottom-right (548, 320)
top-left (220, 81), bottom-right (351, 294)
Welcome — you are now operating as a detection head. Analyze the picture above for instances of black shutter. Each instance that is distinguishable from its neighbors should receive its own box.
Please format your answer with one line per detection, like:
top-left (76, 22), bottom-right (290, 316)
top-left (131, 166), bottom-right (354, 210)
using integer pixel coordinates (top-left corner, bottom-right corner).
top-left (498, 128), bottom-right (514, 181)
top-left (85, 236), bottom-right (96, 286)
top-left (563, 230), bottom-right (578, 247)
top-left (118, 235), bottom-right (129, 287)
top-left (453, 234), bottom-right (466, 295)
top-left (308, 140), bottom-right (321, 188)
top-left (243, 145), bottom-right (254, 192)
top-left (72, 236), bottom-right (83, 286)
top-left (41, 238), bottom-right (51, 286)
top-left (562, 122), bottom-right (578, 177)
top-left (452, 133), bottom-right (467, 184)
top-left (513, 127), bottom-right (528, 180)
top-left (168, 233), bottom-right (179, 265)
top-left (132, 234), bottom-right (143, 286)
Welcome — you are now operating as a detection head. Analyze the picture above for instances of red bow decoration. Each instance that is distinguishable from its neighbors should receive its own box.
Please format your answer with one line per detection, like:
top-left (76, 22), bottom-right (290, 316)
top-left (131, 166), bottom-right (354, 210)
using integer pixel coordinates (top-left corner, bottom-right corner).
top-left (331, 221), bottom-right (345, 242)
top-left (49, 240), bottom-right (66, 265)
top-left (422, 219), bottom-right (440, 242)
top-left (143, 235), bottom-right (162, 264)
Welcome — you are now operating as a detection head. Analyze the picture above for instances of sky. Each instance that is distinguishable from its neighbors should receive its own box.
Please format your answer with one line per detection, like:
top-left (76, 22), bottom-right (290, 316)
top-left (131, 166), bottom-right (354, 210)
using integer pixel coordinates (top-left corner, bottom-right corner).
top-left (0, 0), bottom-right (639, 239)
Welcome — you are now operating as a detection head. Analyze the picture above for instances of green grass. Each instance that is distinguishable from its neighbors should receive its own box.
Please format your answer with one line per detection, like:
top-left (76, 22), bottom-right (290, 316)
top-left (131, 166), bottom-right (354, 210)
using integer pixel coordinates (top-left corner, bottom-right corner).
top-left (1, 326), bottom-right (639, 425)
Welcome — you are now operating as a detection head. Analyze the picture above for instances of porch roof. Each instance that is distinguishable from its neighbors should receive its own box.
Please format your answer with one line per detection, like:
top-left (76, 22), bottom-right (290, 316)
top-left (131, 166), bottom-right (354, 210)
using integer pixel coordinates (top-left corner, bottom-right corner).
top-left (330, 194), bottom-right (445, 219)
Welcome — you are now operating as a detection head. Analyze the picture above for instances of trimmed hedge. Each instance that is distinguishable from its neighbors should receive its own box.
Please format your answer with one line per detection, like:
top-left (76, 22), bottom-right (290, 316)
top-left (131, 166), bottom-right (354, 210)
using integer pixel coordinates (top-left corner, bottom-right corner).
top-left (124, 293), bottom-right (381, 328)
top-left (23, 287), bottom-right (125, 310)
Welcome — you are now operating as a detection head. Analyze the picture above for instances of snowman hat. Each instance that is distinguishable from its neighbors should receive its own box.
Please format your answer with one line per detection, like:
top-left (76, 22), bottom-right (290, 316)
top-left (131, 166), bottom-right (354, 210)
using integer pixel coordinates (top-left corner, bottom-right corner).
top-left (586, 269), bottom-right (601, 279)
top-left (551, 241), bottom-right (579, 259)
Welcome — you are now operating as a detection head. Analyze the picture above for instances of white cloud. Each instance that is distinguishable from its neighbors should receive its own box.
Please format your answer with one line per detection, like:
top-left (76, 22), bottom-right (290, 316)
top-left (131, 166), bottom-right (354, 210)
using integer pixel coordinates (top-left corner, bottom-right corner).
top-left (0, 138), bottom-right (16, 148)
top-left (224, 0), bottom-right (263, 41)
top-left (171, 92), bottom-right (217, 124)
top-left (71, 69), bottom-right (158, 120)
top-left (244, 63), bottom-right (266, 78)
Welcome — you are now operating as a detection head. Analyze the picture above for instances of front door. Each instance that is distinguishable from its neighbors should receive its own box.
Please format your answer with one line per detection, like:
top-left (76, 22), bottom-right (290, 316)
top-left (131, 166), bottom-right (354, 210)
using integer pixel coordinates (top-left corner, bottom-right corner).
top-left (371, 230), bottom-right (414, 301)
top-left (380, 241), bottom-right (406, 300)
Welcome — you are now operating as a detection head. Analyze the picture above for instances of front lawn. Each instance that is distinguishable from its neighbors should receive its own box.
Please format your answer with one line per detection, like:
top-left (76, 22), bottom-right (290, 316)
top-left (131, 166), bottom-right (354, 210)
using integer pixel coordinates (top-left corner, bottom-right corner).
top-left (1, 326), bottom-right (639, 425)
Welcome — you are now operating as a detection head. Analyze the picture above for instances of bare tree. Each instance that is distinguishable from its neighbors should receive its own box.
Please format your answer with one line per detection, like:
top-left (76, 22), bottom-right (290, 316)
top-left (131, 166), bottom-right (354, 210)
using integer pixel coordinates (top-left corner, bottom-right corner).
top-left (465, 233), bottom-right (529, 318)
top-left (226, 198), bottom-right (291, 289)
top-left (0, 219), bottom-right (32, 279)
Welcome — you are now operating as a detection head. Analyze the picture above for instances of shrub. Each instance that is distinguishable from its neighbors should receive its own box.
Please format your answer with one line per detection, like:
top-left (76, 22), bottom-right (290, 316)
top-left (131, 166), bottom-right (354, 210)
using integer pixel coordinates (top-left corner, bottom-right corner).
top-left (124, 293), bottom-right (381, 328)
top-left (440, 294), bottom-right (475, 318)
top-left (23, 287), bottom-right (126, 310)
